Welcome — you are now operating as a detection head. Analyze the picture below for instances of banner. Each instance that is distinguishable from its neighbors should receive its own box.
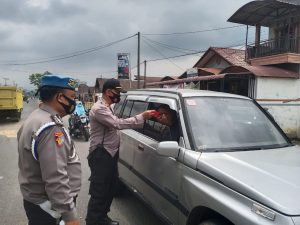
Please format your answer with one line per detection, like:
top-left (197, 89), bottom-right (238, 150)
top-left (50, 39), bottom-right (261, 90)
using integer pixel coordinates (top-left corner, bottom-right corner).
top-left (117, 53), bottom-right (130, 79)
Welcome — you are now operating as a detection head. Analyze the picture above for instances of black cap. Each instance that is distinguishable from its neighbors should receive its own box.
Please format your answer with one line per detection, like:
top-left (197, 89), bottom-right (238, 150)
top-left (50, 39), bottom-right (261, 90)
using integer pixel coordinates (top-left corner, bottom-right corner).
top-left (102, 78), bottom-right (127, 93)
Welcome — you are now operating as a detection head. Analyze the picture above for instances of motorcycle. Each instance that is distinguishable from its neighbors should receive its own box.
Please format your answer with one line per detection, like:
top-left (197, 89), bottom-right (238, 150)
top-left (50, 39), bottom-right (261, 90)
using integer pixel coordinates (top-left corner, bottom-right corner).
top-left (69, 113), bottom-right (90, 141)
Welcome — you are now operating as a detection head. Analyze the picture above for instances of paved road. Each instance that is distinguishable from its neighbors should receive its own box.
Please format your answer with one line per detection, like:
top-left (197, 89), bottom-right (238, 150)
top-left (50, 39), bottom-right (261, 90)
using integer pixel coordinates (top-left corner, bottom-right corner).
top-left (0, 100), bottom-right (166, 225)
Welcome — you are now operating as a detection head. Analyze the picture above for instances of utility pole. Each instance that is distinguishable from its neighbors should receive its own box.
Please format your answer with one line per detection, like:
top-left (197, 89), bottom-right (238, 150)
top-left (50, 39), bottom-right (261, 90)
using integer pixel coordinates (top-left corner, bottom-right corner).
top-left (143, 60), bottom-right (147, 88)
top-left (245, 25), bottom-right (249, 61)
top-left (137, 32), bottom-right (140, 89)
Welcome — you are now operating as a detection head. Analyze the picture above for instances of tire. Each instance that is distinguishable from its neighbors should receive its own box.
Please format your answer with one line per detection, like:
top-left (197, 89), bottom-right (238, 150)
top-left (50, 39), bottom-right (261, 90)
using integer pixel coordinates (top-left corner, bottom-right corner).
top-left (13, 111), bottom-right (21, 122)
top-left (83, 127), bottom-right (90, 141)
top-left (199, 218), bottom-right (231, 225)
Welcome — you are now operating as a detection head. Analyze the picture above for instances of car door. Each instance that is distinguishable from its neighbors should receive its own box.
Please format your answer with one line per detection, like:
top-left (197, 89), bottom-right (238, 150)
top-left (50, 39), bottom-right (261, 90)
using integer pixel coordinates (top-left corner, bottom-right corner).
top-left (132, 97), bottom-right (183, 224)
top-left (118, 95), bottom-right (149, 189)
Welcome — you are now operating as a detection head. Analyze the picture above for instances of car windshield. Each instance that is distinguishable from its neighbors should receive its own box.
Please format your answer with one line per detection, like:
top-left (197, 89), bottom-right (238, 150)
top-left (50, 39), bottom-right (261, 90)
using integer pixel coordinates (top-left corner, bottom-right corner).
top-left (184, 97), bottom-right (289, 152)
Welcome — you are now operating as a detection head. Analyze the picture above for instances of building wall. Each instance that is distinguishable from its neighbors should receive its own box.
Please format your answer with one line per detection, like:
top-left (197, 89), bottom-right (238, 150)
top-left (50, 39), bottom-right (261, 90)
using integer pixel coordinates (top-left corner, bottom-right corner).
top-left (256, 77), bottom-right (300, 138)
top-left (204, 55), bottom-right (230, 69)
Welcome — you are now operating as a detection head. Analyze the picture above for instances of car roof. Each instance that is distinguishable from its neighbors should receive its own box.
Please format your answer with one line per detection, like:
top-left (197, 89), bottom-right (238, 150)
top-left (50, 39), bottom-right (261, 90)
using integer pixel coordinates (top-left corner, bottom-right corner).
top-left (126, 88), bottom-right (250, 100)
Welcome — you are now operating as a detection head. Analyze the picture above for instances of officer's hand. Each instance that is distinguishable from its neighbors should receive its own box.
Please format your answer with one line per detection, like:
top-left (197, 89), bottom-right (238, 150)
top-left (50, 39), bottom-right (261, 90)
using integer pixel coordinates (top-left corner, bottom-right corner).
top-left (66, 219), bottom-right (80, 225)
top-left (142, 110), bottom-right (156, 120)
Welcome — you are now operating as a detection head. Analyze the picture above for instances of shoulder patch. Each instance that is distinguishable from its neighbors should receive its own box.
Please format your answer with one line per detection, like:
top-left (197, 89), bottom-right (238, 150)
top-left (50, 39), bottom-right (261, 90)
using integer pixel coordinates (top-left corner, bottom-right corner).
top-left (54, 132), bottom-right (65, 147)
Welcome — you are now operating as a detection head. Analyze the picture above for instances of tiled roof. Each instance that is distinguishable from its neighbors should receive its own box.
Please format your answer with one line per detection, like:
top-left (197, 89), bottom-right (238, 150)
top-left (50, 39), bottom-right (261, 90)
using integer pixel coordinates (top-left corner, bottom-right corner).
top-left (211, 47), bottom-right (248, 66)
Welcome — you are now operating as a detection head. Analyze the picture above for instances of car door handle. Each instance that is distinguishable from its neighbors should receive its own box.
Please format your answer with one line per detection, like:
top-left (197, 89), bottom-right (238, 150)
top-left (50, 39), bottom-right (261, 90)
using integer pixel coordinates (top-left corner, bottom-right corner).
top-left (138, 144), bottom-right (144, 151)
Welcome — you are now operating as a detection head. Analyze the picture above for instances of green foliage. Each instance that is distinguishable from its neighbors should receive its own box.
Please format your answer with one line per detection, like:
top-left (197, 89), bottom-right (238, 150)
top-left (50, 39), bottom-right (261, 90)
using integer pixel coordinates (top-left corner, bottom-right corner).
top-left (29, 71), bottom-right (52, 89)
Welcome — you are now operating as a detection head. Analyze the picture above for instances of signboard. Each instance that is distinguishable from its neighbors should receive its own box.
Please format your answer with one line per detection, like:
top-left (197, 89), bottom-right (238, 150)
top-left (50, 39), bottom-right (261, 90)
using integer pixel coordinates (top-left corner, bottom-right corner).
top-left (186, 67), bottom-right (198, 78)
top-left (118, 53), bottom-right (130, 79)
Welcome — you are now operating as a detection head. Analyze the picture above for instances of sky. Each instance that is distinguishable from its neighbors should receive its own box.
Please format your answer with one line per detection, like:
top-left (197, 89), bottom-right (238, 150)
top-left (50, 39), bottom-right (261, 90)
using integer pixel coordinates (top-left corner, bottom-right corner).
top-left (0, 0), bottom-right (268, 89)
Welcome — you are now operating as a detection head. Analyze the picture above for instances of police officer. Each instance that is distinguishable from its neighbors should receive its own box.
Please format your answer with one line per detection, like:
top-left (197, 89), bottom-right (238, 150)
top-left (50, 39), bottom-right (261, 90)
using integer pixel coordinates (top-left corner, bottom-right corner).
top-left (17, 75), bottom-right (82, 225)
top-left (85, 79), bottom-right (154, 225)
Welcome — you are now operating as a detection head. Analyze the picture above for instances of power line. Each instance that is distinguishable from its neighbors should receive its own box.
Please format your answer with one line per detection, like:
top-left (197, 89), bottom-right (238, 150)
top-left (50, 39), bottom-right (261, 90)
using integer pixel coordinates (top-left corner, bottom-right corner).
top-left (146, 39), bottom-right (253, 62)
top-left (142, 35), bottom-right (198, 53)
top-left (142, 25), bottom-right (245, 36)
top-left (142, 37), bottom-right (185, 71)
top-left (0, 34), bottom-right (137, 66)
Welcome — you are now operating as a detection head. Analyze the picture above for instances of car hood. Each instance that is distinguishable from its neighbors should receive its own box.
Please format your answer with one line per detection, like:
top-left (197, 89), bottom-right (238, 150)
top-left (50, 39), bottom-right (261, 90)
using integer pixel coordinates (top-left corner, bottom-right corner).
top-left (197, 145), bottom-right (300, 215)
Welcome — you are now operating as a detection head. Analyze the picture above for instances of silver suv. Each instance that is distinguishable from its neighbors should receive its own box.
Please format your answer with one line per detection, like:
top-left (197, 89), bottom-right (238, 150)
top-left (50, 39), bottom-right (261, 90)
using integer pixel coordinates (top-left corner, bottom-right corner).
top-left (114, 89), bottom-right (300, 225)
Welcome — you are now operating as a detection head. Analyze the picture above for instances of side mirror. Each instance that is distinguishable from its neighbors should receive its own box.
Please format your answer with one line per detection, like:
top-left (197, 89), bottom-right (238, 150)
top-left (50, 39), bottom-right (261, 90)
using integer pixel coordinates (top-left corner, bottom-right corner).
top-left (157, 141), bottom-right (179, 158)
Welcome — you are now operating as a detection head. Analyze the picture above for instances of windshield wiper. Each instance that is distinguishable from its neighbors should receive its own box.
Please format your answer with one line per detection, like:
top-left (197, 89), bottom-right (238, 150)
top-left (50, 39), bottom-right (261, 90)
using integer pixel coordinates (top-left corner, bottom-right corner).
top-left (201, 144), bottom-right (291, 152)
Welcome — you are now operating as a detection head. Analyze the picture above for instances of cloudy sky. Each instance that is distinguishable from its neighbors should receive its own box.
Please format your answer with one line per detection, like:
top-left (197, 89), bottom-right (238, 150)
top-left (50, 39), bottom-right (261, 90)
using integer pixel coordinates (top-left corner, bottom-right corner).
top-left (0, 0), bottom-right (268, 89)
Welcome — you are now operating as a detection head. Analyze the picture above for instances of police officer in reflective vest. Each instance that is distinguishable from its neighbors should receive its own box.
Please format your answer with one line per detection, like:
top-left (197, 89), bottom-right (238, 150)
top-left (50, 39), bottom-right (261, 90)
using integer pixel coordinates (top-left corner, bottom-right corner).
top-left (17, 75), bottom-right (82, 225)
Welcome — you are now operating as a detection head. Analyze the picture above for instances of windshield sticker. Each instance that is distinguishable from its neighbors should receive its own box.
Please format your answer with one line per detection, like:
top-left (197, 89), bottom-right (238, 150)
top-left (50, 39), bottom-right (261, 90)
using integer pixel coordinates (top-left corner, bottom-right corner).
top-left (186, 99), bottom-right (197, 106)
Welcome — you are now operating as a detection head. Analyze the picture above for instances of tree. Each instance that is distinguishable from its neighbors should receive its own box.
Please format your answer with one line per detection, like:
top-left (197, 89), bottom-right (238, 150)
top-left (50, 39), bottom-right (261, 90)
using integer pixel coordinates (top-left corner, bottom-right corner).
top-left (29, 71), bottom-right (52, 89)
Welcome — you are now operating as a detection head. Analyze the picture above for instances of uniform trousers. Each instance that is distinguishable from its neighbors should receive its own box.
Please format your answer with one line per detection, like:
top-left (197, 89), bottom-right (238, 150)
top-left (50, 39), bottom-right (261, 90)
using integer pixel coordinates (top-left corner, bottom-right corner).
top-left (23, 199), bottom-right (58, 225)
top-left (86, 146), bottom-right (119, 225)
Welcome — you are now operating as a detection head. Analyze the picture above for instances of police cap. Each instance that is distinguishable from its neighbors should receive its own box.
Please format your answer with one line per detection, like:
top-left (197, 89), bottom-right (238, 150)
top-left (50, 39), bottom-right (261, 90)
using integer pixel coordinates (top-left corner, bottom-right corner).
top-left (102, 78), bottom-right (126, 93)
top-left (40, 75), bottom-right (78, 90)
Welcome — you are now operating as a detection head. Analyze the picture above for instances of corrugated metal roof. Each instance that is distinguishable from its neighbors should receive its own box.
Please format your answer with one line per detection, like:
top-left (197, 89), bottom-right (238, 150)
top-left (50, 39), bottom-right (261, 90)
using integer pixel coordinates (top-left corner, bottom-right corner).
top-left (221, 65), bottom-right (300, 78)
top-left (147, 75), bottom-right (226, 86)
top-left (228, 0), bottom-right (300, 26)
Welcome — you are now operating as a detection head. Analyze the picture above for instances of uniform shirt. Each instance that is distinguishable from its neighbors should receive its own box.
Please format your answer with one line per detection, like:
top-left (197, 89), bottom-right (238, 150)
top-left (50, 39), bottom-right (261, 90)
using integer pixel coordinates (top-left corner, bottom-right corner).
top-left (89, 97), bottom-right (144, 157)
top-left (17, 104), bottom-right (81, 222)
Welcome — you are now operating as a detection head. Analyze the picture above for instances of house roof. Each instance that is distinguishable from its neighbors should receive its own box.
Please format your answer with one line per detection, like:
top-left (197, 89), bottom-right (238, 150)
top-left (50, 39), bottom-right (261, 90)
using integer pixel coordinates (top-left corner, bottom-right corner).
top-left (221, 65), bottom-right (300, 78)
top-left (194, 47), bottom-right (248, 68)
top-left (228, 0), bottom-right (300, 26)
top-left (147, 75), bottom-right (226, 86)
top-left (198, 68), bottom-right (222, 75)
top-left (160, 76), bottom-right (178, 81)
top-left (138, 76), bottom-right (162, 82)
top-left (78, 84), bottom-right (89, 94)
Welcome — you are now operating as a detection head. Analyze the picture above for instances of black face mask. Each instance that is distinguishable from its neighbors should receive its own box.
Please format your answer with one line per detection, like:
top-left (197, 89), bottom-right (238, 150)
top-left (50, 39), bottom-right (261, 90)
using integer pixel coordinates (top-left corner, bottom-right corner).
top-left (109, 92), bottom-right (121, 103)
top-left (58, 94), bottom-right (76, 114)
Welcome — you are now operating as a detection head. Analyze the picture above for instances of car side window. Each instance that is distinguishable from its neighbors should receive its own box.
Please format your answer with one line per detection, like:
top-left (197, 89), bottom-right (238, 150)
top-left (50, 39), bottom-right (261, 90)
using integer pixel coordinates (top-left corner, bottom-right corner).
top-left (122, 100), bottom-right (148, 119)
top-left (122, 100), bottom-right (134, 118)
top-left (114, 95), bottom-right (126, 117)
top-left (142, 102), bottom-right (181, 142)
top-left (143, 120), bottom-right (170, 142)
top-left (130, 101), bottom-right (148, 116)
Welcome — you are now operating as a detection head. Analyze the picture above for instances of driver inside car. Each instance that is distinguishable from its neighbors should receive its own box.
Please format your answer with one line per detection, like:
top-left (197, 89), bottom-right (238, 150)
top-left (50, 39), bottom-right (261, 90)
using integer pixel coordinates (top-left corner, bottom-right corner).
top-left (154, 104), bottom-right (181, 142)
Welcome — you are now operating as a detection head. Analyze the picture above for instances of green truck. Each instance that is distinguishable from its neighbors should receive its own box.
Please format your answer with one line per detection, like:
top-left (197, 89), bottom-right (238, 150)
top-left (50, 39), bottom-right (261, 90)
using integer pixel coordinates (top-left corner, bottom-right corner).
top-left (0, 86), bottom-right (23, 121)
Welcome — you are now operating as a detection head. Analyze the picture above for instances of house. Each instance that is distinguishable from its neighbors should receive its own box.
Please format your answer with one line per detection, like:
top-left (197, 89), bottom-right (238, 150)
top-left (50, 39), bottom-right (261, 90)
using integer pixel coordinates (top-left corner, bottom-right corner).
top-left (148, 0), bottom-right (300, 138)
top-left (77, 84), bottom-right (94, 103)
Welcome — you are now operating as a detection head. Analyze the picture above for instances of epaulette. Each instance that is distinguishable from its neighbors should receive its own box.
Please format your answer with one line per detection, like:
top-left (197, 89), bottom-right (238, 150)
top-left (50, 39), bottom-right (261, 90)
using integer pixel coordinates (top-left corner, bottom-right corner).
top-left (51, 115), bottom-right (71, 143)
top-left (51, 115), bottom-right (64, 126)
